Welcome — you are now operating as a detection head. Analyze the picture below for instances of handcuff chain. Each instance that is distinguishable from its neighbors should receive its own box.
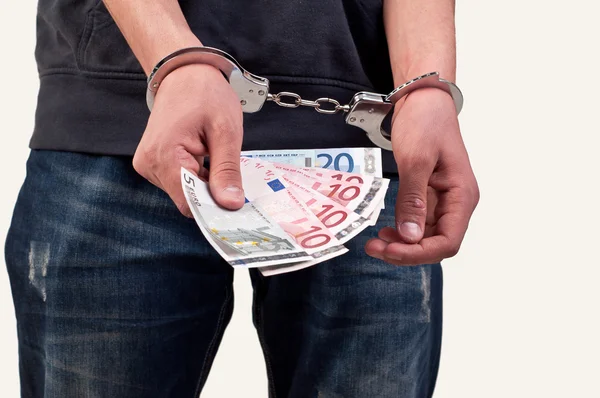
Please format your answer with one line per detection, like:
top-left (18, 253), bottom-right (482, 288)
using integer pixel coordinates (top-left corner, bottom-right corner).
top-left (146, 47), bottom-right (464, 151)
top-left (267, 92), bottom-right (351, 115)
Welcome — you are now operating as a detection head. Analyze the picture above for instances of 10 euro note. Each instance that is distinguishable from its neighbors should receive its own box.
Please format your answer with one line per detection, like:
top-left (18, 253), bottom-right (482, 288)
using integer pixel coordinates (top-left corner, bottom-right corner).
top-left (281, 175), bottom-right (371, 244)
top-left (271, 162), bottom-right (389, 221)
top-left (252, 187), bottom-right (348, 276)
top-left (302, 166), bottom-right (388, 225)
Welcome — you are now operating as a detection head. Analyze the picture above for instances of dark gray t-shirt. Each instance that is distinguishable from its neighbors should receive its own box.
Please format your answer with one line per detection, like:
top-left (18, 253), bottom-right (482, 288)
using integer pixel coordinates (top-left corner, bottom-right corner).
top-left (31, 0), bottom-right (397, 171)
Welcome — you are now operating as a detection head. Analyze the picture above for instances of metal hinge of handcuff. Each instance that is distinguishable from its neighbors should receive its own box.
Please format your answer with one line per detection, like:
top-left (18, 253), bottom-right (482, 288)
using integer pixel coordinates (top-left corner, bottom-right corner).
top-left (146, 47), bottom-right (463, 151)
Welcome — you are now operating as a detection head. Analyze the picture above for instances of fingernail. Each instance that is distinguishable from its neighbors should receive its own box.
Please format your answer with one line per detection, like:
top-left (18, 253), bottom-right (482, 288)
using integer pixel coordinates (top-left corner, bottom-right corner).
top-left (399, 222), bottom-right (421, 241)
top-left (223, 186), bottom-right (244, 199)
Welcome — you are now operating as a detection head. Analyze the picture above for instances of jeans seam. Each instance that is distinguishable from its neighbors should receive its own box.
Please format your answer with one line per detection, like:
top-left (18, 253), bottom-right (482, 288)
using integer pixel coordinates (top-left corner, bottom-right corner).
top-left (193, 285), bottom-right (233, 398)
top-left (253, 280), bottom-right (278, 398)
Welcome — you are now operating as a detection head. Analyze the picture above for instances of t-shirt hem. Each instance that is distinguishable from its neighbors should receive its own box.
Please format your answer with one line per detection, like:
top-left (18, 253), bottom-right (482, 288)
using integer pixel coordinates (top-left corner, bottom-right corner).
top-left (31, 73), bottom-right (398, 172)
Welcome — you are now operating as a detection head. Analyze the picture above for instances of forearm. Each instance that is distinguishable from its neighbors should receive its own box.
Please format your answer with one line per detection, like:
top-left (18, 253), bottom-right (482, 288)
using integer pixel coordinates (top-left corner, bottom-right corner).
top-left (103, 0), bottom-right (201, 75)
top-left (383, 0), bottom-right (456, 85)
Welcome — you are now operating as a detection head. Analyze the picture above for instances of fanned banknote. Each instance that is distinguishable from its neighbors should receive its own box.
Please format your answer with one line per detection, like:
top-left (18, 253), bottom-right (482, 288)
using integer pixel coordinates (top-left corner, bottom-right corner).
top-left (301, 166), bottom-right (389, 224)
top-left (243, 147), bottom-right (386, 213)
top-left (270, 162), bottom-right (389, 220)
top-left (280, 175), bottom-right (371, 244)
top-left (252, 188), bottom-right (348, 275)
top-left (183, 148), bottom-right (390, 275)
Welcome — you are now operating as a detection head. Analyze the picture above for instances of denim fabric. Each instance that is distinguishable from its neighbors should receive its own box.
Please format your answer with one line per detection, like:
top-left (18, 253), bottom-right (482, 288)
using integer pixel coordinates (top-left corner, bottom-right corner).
top-left (5, 150), bottom-right (442, 398)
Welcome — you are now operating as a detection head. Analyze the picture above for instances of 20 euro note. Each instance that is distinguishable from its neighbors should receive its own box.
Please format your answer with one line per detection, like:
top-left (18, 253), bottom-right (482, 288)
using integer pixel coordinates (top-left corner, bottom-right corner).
top-left (242, 147), bottom-right (383, 177)
top-left (181, 168), bottom-right (313, 268)
top-left (241, 149), bottom-right (316, 168)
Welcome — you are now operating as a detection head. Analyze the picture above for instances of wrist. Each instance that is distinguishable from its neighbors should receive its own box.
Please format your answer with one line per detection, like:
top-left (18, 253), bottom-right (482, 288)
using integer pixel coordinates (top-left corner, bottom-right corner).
top-left (403, 66), bottom-right (455, 83)
top-left (161, 63), bottom-right (226, 89)
top-left (393, 86), bottom-right (456, 115)
top-left (141, 32), bottom-right (202, 75)
top-left (393, 59), bottom-right (456, 88)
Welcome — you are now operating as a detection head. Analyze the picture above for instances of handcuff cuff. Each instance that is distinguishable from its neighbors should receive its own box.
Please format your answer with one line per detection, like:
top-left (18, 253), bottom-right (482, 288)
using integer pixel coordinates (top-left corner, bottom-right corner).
top-left (146, 47), bottom-right (463, 151)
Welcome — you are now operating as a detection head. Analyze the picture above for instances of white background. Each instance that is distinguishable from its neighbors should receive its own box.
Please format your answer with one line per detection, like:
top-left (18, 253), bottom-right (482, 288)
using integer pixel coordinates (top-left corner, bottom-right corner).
top-left (1, 1), bottom-right (599, 397)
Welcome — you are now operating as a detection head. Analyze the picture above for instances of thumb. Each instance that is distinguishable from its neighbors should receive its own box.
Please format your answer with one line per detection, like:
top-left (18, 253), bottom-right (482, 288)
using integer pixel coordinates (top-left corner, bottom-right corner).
top-left (395, 160), bottom-right (433, 244)
top-left (207, 134), bottom-right (245, 210)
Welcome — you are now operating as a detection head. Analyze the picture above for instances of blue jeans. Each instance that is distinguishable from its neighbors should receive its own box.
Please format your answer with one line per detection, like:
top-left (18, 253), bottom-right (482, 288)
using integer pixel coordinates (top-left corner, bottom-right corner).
top-left (5, 151), bottom-right (443, 398)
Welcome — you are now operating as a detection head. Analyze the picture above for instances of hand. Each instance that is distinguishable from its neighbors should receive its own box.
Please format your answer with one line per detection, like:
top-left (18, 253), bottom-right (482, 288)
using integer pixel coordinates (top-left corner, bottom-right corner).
top-left (133, 63), bottom-right (245, 217)
top-left (365, 88), bottom-right (479, 265)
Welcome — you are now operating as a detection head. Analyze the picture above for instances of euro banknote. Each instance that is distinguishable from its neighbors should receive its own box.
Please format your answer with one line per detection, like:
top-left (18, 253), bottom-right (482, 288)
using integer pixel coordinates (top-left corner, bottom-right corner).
top-left (182, 150), bottom-right (390, 275)
top-left (242, 147), bottom-right (383, 177)
top-left (181, 169), bottom-right (313, 268)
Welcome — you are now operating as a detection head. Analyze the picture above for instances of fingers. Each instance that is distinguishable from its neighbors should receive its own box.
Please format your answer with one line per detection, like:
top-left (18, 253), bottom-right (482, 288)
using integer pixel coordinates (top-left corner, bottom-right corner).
top-left (133, 144), bottom-right (202, 218)
top-left (379, 87), bottom-right (479, 266)
top-left (194, 155), bottom-right (209, 181)
top-left (365, 235), bottom-right (451, 266)
top-left (394, 154), bottom-right (436, 244)
top-left (377, 222), bottom-right (435, 245)
top-left (133, 63), bottom-right (246, 216)
top-left (426, 186), bottom-right (438, 226)
top-left (364, 238), bottom-right (388, 261)
top-left (378, 227), bottom-right (399, 243)
top-left (164, 147), bottom-right (203, 217)
top-left (366, 187), bottom-right (473, 265)
top-left (205, 119), bottom-right (245, 210)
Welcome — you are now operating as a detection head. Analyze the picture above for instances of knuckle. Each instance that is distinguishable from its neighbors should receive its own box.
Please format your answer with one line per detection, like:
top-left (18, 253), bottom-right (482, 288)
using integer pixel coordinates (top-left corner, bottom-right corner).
top-left (445, 240), bottom-right (461, 258)
top-left (398, 152), bottom-right (433, 172)
top-left (132, 154), bottom-right (144, 175)
top-left (134, 144), bottom-right (159, 172)
top-left (472, 183), bottom-right (481, 207)
top-left (211, 160), bottom-right (241, 180)
top-left (132, 154), bottom-right (151, 178)
top-left (398, 192), bottom-right (427, 213)
top-left (175, 201), bottom-right (191, 217)
top-left (210, 118), bottom-right (240, 140)
top-left (173, 145), bottom-right (195, 168)
top-left (410, 154), bottom-right (430, 170)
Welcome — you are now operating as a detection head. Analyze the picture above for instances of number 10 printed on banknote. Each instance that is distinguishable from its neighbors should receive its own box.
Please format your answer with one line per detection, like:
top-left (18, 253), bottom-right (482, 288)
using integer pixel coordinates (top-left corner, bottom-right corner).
top-left (181, 148), bottom-right (390, 275)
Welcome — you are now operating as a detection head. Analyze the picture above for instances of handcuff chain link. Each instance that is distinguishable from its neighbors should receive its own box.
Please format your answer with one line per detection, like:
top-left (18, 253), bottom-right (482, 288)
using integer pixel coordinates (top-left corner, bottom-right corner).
top-left (267, 92), bottom-right (351, 115)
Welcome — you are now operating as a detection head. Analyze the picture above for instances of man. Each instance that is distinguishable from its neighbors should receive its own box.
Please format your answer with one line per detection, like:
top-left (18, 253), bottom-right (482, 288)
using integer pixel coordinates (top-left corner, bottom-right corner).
top-left (5, 0), bottom-right (479, 396)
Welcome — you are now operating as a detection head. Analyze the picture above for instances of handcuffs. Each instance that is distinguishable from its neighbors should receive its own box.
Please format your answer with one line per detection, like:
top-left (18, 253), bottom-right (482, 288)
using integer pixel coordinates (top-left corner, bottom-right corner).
top-left (146, 47), bottom-right (463, 151)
